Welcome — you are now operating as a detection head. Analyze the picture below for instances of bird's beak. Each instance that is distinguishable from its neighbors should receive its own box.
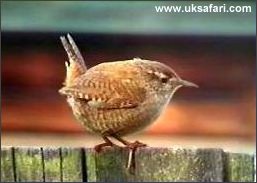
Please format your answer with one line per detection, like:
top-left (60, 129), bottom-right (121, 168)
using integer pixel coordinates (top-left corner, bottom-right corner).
top-left (178, 79), bottom-right (198, 88)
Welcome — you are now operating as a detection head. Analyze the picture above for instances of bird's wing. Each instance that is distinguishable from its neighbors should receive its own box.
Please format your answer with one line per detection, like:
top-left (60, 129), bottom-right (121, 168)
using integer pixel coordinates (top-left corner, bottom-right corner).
top-left (59, 73), bottom-right (146, 110)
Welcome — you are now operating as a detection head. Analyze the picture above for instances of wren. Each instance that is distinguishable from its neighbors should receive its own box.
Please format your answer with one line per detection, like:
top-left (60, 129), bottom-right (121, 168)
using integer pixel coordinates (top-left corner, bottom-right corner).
top-left (59, 34), bottom-right (198, 164)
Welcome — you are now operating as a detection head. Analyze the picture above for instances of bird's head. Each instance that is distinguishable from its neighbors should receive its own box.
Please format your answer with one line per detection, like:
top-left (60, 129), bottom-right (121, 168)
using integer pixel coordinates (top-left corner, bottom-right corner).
top-left (137, 60), bottom-right (198, 98)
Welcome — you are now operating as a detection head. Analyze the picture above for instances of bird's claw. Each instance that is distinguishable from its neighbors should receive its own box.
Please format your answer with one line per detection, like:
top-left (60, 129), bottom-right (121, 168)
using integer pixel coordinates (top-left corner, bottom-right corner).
top-left (126, 141), bottom-right (147, 150)
top-left (94, 142), bottom-right (122, 153)
top-left (94, 142), bottom-right (111, 153)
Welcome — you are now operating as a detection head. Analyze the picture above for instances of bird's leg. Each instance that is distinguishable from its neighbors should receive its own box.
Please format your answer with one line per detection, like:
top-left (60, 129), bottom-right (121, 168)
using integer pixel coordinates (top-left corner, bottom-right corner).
top-left (111, 135), bottom-right (147, 173)
top-left (94, 136), bottom-right (121, 153)
top-left (112, 135), bottom-right (147, 149)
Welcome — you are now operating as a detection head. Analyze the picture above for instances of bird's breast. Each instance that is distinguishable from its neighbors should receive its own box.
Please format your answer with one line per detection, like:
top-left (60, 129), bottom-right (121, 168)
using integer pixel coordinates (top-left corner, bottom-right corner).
top-left (69, 93), bottom-right (171, 136)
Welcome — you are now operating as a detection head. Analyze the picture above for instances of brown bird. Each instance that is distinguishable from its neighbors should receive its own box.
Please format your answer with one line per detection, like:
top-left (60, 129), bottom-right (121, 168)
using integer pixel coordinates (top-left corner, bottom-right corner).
top-left (59, 34), bottom-right (198, 154)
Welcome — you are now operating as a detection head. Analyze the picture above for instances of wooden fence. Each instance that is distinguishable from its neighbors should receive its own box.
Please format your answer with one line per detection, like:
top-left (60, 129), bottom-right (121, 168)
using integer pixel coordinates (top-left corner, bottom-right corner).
top-left (1, 147), bottom-right (255, 182)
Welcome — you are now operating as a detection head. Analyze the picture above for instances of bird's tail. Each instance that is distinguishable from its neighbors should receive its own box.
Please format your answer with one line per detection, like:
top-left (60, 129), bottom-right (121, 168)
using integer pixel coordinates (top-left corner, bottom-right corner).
top-left (60, 34), bottom-right (87, 87)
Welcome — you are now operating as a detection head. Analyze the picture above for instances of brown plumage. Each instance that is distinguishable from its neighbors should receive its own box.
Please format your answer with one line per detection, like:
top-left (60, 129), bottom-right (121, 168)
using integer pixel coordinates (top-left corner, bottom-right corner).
top-left (59, 34), bottom-right (198, 163)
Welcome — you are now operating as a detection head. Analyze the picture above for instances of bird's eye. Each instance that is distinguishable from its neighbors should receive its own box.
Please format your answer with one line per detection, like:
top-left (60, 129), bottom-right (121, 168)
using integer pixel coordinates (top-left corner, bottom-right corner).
top-left (161, 77), bottom-right (168, 83)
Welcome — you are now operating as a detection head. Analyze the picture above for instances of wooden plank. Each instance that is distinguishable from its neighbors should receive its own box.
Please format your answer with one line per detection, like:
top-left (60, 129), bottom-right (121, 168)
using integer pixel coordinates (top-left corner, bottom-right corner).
top-left (134, 148), bottom-right (224, 182)
top-left (1, 147), bottom-right (15, 182)
top-left (61, 147), bottom-right (83, 182)
top-left (254, 154), bottom-right (256, 182)
top-left (195, 149), bottom-right (224, 181)
top-left (1, 147), bottom-right (255, 182)
top-left (42, 147), bottom-right (61, 182)
top-left (224, 152), bottom-right (255, 182)
top-left (14, 147), bottom-right (44, 182)
top-left (85, 147), bottom-right (135, 182)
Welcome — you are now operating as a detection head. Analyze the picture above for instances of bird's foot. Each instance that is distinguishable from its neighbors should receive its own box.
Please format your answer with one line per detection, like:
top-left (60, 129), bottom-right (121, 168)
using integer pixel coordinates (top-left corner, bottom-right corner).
top-left (126, 140), bottom-right (147, 150)
top-left (110, 135), bottom-right (147, 174)
top-left (94, 142), bottom-right (113, 153)
top-left (125, 141), bottom-right (147, 174)
top-left (94, 136), bottom-right (122, 153)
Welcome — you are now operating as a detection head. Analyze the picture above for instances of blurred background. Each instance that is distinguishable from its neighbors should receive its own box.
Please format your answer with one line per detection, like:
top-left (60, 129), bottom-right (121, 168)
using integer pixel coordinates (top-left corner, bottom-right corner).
top-left (1, 1), bottom-right (256, 153)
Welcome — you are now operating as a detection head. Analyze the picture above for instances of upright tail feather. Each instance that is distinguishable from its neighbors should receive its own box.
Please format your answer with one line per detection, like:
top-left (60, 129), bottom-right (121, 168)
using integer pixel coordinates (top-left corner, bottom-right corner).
top-left (60, 34), bottom-right (87, 87)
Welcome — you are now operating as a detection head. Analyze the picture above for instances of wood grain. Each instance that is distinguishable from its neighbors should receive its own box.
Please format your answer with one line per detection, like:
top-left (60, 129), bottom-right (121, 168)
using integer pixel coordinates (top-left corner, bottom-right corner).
top-left (1, 147), bottom-right (255, 182)
top-left (224, 152), bottom-right (255, 182)
top-left (60, 147), bottom-right (83, 182)
top-left (85, 147), bottom-right (135, 182)
top-left (42, 148), bottom-right (61, 182)
top-left (14, 147), bottom-right (44, 182)
top-left (1, 147), bottom-right (15, 182)
top-left (134, 148), bottom-right (224, 181)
